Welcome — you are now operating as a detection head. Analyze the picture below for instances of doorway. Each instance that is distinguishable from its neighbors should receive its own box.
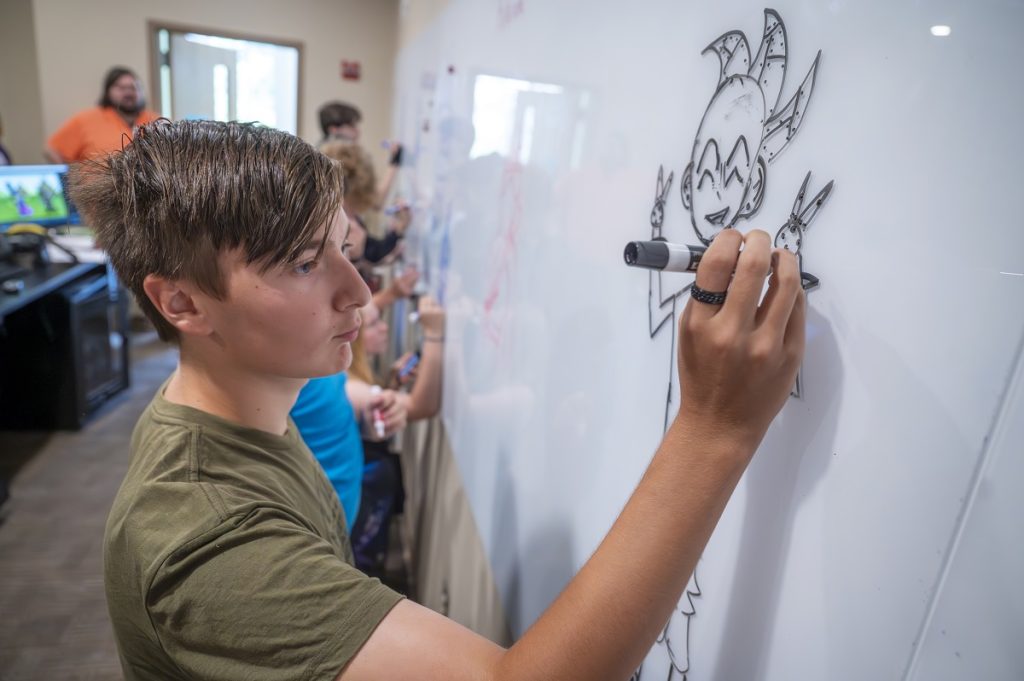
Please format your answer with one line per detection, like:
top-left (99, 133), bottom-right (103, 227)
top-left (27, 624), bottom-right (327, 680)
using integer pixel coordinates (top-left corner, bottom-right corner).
top-left (149, 23), bottom-right (302, 134)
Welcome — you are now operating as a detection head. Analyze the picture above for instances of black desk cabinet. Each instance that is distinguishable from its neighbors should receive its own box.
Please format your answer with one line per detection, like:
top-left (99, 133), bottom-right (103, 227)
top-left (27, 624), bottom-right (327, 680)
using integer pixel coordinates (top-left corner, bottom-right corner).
top-left (0, 263), bottom-right (130, 430)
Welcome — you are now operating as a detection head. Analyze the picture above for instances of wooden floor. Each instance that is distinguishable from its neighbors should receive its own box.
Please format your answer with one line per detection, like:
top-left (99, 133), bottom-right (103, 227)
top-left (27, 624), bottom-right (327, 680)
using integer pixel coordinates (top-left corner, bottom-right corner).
top-left (0, 332), bottom-right (176, 680)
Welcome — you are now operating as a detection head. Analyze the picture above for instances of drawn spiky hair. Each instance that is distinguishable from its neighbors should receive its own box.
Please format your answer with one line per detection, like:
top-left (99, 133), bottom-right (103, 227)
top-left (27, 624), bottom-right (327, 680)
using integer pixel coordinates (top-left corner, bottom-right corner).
top-left (702, 9), bottom-right (821, 164)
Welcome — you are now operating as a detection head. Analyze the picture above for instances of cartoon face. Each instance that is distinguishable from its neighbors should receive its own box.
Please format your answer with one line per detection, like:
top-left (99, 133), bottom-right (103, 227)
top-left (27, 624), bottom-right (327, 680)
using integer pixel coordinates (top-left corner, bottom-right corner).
top-left (682, 76), bottom-right (767, 244)
top-left (676, 9), bottom-right (822, 245)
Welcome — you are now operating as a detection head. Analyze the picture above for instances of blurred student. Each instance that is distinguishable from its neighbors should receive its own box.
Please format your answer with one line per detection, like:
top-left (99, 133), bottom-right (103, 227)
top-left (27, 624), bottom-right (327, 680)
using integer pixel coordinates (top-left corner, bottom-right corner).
top-left (318, 101), bottom-right (402, 209)
top-left (346, 296), bottom-right (445, 579)
top-left (320, 139), bottom-right (412, 284)
top-left (290, 142), bottom-right (417, 527)
top-left (45, 66), bottom-right (158, 163)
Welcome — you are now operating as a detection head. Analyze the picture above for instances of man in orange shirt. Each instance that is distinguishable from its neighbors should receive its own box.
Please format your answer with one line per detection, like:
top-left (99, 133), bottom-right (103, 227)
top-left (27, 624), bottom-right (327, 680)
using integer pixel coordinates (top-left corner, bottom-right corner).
top-left (45, 66), bottom-right (159, 163)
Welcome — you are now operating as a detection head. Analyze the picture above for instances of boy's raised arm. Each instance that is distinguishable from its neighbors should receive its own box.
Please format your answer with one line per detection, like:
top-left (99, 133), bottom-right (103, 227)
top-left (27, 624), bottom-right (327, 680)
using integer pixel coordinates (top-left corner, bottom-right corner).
top-left (341, 229), bottom-right (805, 681)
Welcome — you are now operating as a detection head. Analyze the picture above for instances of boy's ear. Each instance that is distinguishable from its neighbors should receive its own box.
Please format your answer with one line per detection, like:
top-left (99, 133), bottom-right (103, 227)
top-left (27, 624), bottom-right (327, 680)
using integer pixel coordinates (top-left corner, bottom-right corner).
top-left (680, 161), bottom-right (694, 210)
top-left (735, 156), bottom-right (767, 222)
top-left (142, 274), bottom-right (213, 337)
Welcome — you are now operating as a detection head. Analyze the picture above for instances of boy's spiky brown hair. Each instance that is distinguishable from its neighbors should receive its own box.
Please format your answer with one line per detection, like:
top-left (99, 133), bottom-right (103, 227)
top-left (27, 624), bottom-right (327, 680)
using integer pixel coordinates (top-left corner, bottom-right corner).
top-left (68, 119), bottom-right (343, 342)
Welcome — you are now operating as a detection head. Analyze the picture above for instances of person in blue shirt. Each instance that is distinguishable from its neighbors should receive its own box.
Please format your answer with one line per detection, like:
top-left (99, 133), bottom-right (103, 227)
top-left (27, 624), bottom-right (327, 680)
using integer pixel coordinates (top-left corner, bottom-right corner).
top-left (291, 372), bottom-right (363, 528)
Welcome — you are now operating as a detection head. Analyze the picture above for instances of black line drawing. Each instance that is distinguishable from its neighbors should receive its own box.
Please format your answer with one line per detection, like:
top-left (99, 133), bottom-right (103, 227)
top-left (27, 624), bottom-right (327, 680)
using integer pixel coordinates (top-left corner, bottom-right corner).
top-left (646, 165), bottom-right (690, 433)
top-left (773, 171), bottom-right (834, 397)
top-left (680, 9), bottom-right (821, 245)
top-left (637, 9), bottom-right (833, 681)
top-left (773, 170), bottom-right (834, 292)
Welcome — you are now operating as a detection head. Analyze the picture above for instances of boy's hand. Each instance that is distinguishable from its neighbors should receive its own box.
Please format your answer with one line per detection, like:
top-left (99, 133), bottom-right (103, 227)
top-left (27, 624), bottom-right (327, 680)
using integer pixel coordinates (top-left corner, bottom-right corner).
top-left (676, 229), bottom-right (805, 455)
top-left (369, 388), bottom-right (407, 438)
top-left (416, 295), bottom-right (445, 336)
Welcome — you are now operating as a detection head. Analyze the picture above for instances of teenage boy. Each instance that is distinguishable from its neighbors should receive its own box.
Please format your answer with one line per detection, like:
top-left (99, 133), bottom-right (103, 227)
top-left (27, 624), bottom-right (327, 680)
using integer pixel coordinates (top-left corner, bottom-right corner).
top-left (71, 119), bottom-right (805, 681)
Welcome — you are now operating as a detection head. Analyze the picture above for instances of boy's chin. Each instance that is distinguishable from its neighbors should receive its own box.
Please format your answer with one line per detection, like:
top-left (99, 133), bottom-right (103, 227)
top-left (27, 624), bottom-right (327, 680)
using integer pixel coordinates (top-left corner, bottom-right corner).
top-left (293, 344), bottom-right (352, 379)
top-left (292, 348), bottom-right (352, 378)
top-left (328, 346), bottom-right (353, 375)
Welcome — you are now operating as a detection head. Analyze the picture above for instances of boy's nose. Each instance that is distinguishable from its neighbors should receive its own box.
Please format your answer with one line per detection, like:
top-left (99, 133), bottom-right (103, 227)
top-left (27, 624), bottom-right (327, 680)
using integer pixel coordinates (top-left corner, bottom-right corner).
top-left (333, 259), bottom-right (371, 310)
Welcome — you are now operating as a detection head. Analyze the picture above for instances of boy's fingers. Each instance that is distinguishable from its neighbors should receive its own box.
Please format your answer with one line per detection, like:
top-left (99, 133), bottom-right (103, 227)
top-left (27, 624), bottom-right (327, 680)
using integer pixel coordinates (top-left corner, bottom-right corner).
top-left (689, 228), bottom-right (743, 320)
top-left (722, 230), bottom-right (772, 323)
top-left (755, 251), bottom-right (781, 322)
top-left (757, 249), bottom-right (801, 341)
top-left (783, 285), bottom-right (807, 355)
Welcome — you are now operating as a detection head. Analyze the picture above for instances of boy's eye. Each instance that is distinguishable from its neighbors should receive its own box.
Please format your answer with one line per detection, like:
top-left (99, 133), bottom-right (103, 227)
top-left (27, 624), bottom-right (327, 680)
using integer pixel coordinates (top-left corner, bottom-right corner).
top-left (697, 169), bottom-right (714, 190)
top-left (294, 260), bottom-right (318, 275)
top-left (724, 167), bottom-right (743, 188)
top-left (341, 241), bottom-right (353, 255)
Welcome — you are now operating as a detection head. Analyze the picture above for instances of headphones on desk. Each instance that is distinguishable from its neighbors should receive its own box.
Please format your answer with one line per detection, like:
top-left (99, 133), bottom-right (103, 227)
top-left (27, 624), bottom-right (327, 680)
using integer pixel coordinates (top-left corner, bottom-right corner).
top-left (0, 224), bottom-right (79, 267)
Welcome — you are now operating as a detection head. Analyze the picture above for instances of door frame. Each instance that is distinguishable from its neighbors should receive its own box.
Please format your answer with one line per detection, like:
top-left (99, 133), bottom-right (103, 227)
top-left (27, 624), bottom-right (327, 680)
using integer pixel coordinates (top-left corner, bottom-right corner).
top-left (146, 20), bottom-right (305, 136)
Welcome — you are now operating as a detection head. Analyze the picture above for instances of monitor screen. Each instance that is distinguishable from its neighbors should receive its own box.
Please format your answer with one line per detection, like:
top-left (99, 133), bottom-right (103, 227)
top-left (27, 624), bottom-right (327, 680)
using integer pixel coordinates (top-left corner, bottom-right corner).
top-left (0, 164), bottom-right (79, 229)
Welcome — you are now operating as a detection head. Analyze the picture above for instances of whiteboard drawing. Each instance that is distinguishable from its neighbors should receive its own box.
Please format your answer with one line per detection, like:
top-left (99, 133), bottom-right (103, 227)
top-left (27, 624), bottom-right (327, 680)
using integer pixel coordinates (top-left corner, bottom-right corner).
top-left (773, 170), bottom-right (834, 292)
top-left (646, 165), bottom-right (683, 431)
top-left (680, 8), bottom-right (821, 243)
top-left (639, 8), bottom-right (833, 680)
top-left (771, 170), bottom-right (833, 398)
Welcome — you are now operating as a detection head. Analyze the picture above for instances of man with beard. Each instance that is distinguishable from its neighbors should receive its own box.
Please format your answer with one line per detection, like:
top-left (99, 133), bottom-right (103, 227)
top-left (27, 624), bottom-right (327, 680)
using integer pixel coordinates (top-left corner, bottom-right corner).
top-left (45, 66), bottom-right (159, 163)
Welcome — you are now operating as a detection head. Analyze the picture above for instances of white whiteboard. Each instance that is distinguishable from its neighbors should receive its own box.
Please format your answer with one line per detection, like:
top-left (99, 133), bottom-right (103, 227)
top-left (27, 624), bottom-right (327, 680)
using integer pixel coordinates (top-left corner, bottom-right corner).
top-left (392, 1), bottom-right (1024, 679)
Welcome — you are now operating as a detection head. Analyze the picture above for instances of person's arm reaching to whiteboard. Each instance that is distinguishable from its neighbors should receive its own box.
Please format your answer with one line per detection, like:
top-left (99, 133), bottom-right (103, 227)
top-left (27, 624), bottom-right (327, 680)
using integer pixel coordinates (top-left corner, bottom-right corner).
top-left (341, 229), bottom-right (805, 681)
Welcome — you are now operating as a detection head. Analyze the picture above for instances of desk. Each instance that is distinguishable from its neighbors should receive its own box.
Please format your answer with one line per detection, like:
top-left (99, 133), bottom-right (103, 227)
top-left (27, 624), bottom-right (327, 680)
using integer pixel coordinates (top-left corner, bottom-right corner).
top-left (0, 261), bottom-right (130, 429)
top-left (0, 262), bottom-right (106, 325)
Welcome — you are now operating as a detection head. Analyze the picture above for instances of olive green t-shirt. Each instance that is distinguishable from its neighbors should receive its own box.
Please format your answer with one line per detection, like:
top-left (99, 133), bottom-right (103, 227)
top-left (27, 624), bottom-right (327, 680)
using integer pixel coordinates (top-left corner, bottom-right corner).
top-left (104, 385), bottom-right (402, 680)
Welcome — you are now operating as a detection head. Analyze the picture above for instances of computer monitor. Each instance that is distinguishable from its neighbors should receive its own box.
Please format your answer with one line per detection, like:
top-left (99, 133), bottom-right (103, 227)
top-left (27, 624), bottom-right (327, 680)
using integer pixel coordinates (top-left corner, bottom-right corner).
top-left (0, 164), bottom-right (80, 229)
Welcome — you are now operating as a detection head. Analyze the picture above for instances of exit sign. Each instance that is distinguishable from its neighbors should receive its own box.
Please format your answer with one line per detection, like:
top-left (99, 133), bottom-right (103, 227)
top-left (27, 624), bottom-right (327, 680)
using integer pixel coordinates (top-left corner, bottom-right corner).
top-left (341, 60), bottom-right (361, 81)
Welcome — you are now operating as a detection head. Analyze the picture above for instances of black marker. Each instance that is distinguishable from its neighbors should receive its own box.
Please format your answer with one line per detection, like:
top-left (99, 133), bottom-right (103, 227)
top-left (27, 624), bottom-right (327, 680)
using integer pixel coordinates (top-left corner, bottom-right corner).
top-left (623, 240), bottom-right (706, 273)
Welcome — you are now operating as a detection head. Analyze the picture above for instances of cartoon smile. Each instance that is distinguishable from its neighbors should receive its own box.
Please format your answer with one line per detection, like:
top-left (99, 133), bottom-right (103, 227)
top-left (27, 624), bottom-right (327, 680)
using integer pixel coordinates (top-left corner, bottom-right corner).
top-left (704, 207), bottom-right (730, 226)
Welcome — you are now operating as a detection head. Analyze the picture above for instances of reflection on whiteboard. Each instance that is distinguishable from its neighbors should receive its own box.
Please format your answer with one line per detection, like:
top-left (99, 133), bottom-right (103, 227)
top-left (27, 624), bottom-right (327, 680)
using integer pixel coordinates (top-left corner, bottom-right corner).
top-left (639, 9), bottom-right (833, 680)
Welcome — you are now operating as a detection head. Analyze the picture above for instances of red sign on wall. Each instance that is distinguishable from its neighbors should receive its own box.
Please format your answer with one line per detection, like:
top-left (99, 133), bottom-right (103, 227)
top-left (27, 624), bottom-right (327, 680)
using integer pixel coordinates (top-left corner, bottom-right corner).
top-left (341, 60), bottom-right (361, 81)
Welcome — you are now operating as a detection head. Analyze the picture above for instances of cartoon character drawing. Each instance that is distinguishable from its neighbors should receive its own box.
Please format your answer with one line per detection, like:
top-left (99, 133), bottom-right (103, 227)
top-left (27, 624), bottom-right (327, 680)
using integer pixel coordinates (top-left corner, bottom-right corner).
top-left (773, 170), bottom-right (833, 292)
top-left (38, 181), bottom-right (58, 213)
top-left (646, 165), bottom-right (686, 431)
top-left (680, 9), bottom-right (821, 245)
top-left (639, 9), bottom-right (834, 680)
top-left (7, 182), bottom-right (33, 217)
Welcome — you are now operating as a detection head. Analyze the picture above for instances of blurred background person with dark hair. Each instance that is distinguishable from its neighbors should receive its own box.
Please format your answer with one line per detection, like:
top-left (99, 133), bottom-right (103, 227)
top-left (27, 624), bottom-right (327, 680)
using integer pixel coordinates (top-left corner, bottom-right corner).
top-left (319, 100), bottom-right (363, 144)
top-left (45, 66), bottom-right (158, 163)
top-left (318, 100), bottom-right (403, 209)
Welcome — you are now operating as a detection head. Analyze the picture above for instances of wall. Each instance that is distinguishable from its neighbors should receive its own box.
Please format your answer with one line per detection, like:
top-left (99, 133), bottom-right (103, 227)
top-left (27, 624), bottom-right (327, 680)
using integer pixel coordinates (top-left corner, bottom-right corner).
top-left (0, 0), bottom-right (45, 164)
top-left (397, 0), bottom-right (452, 51)
top-left (26, 0), bottom-right (398, 159)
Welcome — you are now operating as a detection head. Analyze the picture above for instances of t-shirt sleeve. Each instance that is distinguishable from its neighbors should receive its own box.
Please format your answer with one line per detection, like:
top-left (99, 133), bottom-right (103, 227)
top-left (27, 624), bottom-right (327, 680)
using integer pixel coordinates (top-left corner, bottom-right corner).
top-left (47, 113), bottom-right (85, 162)
top-left (147, 507), bottom-right (403, 681)
top-left (362, 231), bottom-right (401, 263)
